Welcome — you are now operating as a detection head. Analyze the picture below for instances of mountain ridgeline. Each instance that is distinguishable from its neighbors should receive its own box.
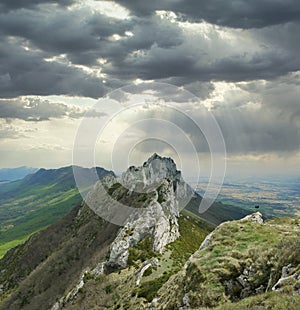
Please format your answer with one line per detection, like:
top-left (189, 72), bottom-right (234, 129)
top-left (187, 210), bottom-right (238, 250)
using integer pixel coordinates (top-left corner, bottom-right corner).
top-left (0, 166), bottom-right (114, 257)
top-left (0, 167), bottom-right (38, 182)
top-left (0, 154), bottom-right (299, 309)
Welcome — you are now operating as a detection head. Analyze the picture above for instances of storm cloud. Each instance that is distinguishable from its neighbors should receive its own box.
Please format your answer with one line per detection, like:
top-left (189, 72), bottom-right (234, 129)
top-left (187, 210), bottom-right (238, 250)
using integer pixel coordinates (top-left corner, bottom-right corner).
top-left (0, 0), bottom-right (300, 99)
top-left (0, 97), bottom-right (105, 121)
top-left (0, 0), bottom-right (299, 170)
top-left (115, 0), bottom-right (300, 28)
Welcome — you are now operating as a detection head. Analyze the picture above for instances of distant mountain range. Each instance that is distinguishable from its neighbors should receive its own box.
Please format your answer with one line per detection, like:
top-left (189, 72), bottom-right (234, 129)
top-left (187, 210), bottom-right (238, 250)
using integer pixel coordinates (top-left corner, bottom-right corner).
top-left (0, 167), bottom-right (38, 182)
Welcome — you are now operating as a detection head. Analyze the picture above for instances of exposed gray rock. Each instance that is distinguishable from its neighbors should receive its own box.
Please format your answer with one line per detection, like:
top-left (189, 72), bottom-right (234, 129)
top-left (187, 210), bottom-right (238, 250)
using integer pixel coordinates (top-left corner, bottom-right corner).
top-left (107, 179), bottom-right (180, 268)
top-left (199, 232), bottom-right (213, 250)
top-left (121, 153), bottom-right (194, 208)
top-left (181, 293), bottom-right (190, 309)
top-left (240, 212), bottom-right (263, 224)
top-left (237, 274), bottom-right (248, 287)
top-left (86, 154), bottom-right (192, 269)
top-left (223, 263), bottom-right (271, 301)
top-left (136, 259), bottom-right (158, 286)
top-left (255, 285), bottom-right (265, 294)
top-left (90, 262), bottom-right (106, 277)
top-left (272, 264), bottom-right (298, 291)
top-left (122, 153), bottom-right (180, 188)
top-left (150, 297), bottom-right (160, 310)
top-left (51, 270), bottom-right (87, 310)
top-left (101, 173), bottom-right (118, 188)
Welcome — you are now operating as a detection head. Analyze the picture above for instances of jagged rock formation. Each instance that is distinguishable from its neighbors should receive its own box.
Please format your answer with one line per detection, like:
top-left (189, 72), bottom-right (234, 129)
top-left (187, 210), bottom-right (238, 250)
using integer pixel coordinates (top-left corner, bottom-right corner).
top-left (121, 153), bottom-right (193, 200)
top-left (106, 177), bottom-right (181, 268)
top-left (86, 153), bottom-right (192, 268)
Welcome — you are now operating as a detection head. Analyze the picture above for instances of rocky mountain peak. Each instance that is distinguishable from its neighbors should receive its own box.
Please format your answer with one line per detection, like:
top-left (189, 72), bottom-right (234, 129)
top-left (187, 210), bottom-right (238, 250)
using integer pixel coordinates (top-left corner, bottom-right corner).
top-left (84, 154), bottom-right (193, 269)
top-left (121, 153), bottom-right (182, 191)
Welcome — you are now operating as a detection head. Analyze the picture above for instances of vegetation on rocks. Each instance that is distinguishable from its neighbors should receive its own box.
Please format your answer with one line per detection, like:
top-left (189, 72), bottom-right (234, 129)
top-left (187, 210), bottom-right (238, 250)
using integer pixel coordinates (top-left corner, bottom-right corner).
top-left (156, 215), bottom-right (300, 309)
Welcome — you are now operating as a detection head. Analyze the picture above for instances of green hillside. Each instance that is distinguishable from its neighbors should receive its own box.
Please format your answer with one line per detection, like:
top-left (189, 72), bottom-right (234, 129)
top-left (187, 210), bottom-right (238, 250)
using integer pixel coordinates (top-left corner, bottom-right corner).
top-left (0, 205), bottom-right (213, 310)
top-left (0, 166), bottom-right (113, 257)
top-left (186, 192), bottom-right (251, 225)
top-left (157, 215), bottom-right (300, 309)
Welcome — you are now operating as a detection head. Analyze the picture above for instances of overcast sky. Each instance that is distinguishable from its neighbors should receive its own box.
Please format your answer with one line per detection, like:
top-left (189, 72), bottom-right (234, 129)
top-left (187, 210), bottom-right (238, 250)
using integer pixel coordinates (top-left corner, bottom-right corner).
top-left (0, 0), bottom-right (299, 177)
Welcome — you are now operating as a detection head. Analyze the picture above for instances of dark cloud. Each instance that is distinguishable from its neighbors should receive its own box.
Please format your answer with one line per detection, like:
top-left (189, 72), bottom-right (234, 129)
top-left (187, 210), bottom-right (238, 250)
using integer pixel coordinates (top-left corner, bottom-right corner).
top-left (0, 6), bottom-right (186, 97)
top-left (103, 36), bottom-right (300, 83)
top-left (122, 15), bottom-right (183, 50)
top-left (0, 1), bottom-right (299, 101)
top-left (0, 8), bottom-right (130, 62)
top-left (0, 36), bottom-right (108, 98)
top-left (68, 14), bottom-right (183, 67)
top-left (115, 0), bottom-right (300, 28)
top-left (0, 97), bottom-right (105, 121)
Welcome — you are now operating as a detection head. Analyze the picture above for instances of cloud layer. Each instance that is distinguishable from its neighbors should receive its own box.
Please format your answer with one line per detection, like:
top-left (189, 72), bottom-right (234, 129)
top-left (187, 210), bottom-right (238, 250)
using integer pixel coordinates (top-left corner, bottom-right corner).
top-left (0, 1), bottom-right (300, 98)
top-left (0, 0), bottom-right (299, 171)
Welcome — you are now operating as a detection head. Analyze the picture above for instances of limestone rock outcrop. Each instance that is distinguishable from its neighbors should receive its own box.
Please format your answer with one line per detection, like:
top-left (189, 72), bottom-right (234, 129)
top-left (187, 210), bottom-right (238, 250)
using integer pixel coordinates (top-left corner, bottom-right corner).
top-left (85, 153), bottom-right (194, 269)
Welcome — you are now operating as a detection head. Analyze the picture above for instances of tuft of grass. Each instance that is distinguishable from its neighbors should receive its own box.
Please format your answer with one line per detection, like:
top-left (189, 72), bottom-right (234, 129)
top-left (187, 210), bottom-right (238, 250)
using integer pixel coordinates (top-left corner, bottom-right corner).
top-left (208, 292), bottom-right (300, 310)
top-left (167, 213), bottom-right (214, 266)
top-left (127, 237), bottom-right (158, 267)
top-left (157, 216), bottom-right (300, 309)
top-left (137, 272), bottom-right (173, 302)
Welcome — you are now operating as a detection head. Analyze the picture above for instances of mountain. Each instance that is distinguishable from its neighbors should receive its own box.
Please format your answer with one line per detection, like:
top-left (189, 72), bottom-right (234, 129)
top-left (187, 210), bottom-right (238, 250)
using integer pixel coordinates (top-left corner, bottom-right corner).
top-left (0, 167), bottom-right (38, 182)
top-left (0, 154), bottom-right (259, 309)
top-left (0, 166), bottom-right (114, 257)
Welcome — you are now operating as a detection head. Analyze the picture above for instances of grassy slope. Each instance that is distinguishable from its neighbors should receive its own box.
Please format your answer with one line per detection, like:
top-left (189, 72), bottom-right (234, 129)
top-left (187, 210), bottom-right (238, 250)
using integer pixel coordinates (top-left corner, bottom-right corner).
top-left (209, 292), bottom-right (300, 310)
top-left (157, 216), bottom-right (300, 309)
top-left (0, 204), bottom-right (119, 310)
top-left (186, 193), bottom-right (251, 225)
top-left (0, 185), bottom-right (81, 258)
top-left (62, 212), bottom-right (214, 310)
top-left (0, 166), bottom-right (112, 258)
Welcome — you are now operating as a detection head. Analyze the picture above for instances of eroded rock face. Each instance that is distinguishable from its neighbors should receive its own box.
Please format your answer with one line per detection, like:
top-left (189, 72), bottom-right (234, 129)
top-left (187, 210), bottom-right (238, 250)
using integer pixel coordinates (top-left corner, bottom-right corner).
top-left (85, 154), bottom-right (192, 269)
top-left (108, 178), bottom-right (180, 268)
top-left (121, 153), bottom-right (194, 204)
top-left (240, 212), bottom-right (263, 224)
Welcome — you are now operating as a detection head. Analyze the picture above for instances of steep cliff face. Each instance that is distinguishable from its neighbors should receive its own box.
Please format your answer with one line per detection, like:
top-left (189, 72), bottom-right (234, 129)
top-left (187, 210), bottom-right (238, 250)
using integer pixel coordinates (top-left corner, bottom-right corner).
top-left (86, 153), bottom-right (193, 269)
top-left (107, 179), bottom-right (180, 268)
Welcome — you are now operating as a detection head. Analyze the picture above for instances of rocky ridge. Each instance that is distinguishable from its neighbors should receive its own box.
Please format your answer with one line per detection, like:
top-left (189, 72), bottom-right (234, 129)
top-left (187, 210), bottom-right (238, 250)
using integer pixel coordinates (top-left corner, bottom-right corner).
top-left (49, 154), bottom-right (211, 310)
top-left (86, 153), bottom-right (194, 269)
